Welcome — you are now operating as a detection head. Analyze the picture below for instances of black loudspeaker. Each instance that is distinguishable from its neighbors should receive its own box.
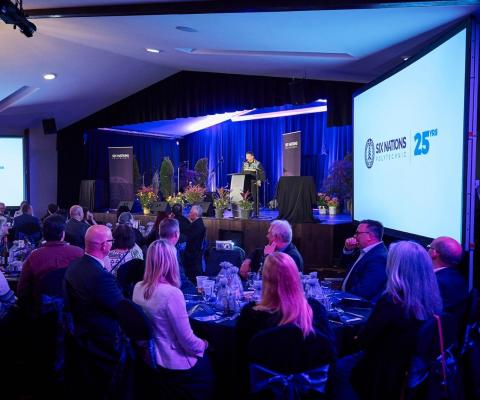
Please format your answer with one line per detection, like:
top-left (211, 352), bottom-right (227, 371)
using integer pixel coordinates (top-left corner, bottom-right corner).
top-left (199, 201), bottom-right (214, 217)
top-left (288, 80), bottom-right (306, 105)
top-left (117, 201), bottom-right (133, 211)
top-left (150, 201), bottom-right (169, 213)
top-left (42, 118), bottom-right (57, 135)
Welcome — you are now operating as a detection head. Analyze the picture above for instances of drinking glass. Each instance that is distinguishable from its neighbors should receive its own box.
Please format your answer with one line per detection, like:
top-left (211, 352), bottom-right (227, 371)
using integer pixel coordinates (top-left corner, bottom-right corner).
top-left (196, 276), bottom-right (208, 294)
top-left (202, 280), bottom-right (215, 302)
top-left (247, 272), bottom-right (257, 289)
top-left (253, 279), bottom-right (263, 301)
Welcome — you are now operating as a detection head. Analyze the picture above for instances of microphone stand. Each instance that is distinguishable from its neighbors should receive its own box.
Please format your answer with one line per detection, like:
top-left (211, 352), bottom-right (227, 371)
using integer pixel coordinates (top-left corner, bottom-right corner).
top-left (254, 168), bottom-right (260, 218)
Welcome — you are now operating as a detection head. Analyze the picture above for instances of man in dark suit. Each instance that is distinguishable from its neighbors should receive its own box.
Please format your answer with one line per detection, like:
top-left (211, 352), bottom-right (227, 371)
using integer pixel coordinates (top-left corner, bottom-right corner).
top-left (65, 205), bottom-right (89, 249)
top-left (240, 219), bottom-right (303, 278)
top-left (184, 205), bottom-right (206, 282)
top-left (13, 202), bottom-right (42, 244)
top-left (64, 224), bottom-right (143, 399)
top-left (429, 236), bottom-right (468, 315)
top-left (341, 219), bottom-right (387, 301)
top-left (171, 203), bottom-right (191, 244)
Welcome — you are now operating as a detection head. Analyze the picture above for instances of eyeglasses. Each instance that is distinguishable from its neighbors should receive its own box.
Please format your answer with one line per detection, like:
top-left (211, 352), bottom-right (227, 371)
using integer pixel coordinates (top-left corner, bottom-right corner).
top-left (354, 231), bottom-right (370, 236)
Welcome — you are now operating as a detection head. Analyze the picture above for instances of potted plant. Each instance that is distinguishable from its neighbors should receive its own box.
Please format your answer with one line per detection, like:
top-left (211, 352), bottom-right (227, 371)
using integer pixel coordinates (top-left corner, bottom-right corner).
top-left (194, 158), bottom-right (209, 188)
top-left (166, 193), bottom-right (185, 207)
top-left (137, 185), bottom-right (158, 215)
top-left (213, 187), bottom-right (230, 218)
top-left (184, 184), bottom-right (206, 205)
top-left (327, 197), bottom-right (339, 215)
top-left (317, 193), bottom-right (329, 214)
top-left (160, 157), bottom-right (174, 198)
top-left (322, 153), bottom-right (353, 214)
top-left (238, 191), bottom-right (254, 219)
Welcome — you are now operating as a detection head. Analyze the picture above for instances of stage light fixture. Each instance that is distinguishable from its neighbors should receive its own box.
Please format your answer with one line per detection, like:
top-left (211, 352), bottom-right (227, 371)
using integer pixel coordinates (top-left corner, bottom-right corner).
top-left (0, 0), bottom-right (36, 38)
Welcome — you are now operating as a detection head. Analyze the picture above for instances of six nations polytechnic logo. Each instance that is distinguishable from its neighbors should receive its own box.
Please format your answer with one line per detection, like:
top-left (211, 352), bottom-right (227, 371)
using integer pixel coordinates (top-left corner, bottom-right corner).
top-left (365, 138), bottom-right (375, 169)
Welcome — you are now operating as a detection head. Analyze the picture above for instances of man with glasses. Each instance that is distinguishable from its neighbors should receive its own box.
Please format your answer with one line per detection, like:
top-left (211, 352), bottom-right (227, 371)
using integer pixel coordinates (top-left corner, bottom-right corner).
top-left (341, 219), bottom-right (387, 301)
top-left (428, 236), bottom-right (468, 316)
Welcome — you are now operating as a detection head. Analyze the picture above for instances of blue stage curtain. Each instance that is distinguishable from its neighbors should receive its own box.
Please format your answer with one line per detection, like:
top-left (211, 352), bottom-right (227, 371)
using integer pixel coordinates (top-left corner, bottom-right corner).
top-left (180, 112), bottom-right (352, 202)
top-left (85, 129), bottom-right (179, 189)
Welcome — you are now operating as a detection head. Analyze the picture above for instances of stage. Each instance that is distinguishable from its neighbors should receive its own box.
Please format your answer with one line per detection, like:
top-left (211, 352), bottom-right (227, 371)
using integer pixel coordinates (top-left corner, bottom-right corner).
top-left (93, 209), bottom-right (353, 271)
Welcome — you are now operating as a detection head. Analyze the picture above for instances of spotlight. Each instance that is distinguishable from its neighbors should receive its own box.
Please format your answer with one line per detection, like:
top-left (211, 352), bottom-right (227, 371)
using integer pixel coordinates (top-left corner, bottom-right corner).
top-left (0, 0), bottom-right (37, 38)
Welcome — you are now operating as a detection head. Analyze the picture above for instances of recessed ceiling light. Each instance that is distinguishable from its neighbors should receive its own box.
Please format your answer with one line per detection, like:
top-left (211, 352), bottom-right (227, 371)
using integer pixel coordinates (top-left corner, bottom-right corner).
top-left (146, 48), bottom-right (161, 53)
top-left (176, 26), bottom-right (197, 33)
top-left (43, 73), bottom-right (57, 80)
top-left (402, 56), bottom-right (409, 61)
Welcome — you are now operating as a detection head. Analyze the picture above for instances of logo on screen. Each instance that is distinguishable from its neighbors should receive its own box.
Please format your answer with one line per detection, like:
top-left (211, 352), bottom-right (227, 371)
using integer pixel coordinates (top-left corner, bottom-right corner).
top-left (365, 139), bottom-right (375, 168)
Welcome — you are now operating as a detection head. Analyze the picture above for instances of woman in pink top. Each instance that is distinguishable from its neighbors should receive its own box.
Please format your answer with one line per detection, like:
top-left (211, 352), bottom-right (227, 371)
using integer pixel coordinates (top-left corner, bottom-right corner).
top-left (133, 239), bottom-right (214, 399)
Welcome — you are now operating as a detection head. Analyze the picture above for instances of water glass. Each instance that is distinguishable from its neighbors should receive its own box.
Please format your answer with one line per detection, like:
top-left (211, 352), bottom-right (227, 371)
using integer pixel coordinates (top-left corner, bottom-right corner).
top-left (253, 279), bottom-right (263, 301)
top-left (320, 280), bottom-right (333, 296)
top-left (196, 276), bottom-right (208, 294)
top-left (202, 280), bottom-right (215, 302)
top-left (247, 272), bottom-right (257, 289)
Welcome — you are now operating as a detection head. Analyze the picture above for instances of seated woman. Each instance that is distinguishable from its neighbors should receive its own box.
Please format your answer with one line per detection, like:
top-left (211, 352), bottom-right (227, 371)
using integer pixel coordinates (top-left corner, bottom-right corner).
top-left (107, 224), bottom-right (143, 275)
top-left (334, 241), bottom-right (443, 400)
top-left (236, 252), bottom-right (335, 395)
top-left (133, 240), bottom-right (213, 400)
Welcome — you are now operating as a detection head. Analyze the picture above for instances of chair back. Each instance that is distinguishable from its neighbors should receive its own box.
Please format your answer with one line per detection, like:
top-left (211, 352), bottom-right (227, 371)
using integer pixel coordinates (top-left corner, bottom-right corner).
top-left (116, 259), bottom-right (145, 299)
top-left (248, 324), bottom-right (333, 399)
top-left (205, 246), bottom-right (245, 276)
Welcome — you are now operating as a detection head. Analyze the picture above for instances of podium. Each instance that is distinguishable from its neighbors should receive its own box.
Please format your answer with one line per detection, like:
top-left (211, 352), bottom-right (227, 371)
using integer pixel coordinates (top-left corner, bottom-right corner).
top-left (229, 173), bottom-right (256, 217)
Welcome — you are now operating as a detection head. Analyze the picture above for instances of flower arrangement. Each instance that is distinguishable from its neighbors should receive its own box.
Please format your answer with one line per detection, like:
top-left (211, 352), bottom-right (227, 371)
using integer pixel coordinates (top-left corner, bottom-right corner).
top-left (184, 184), bottom-right (206, 204)
top-left (213, 187), bottom-right (230, 209)
top-left (166, 193), bottom-right (185, 207)
top-left (238, 191), bottom-right (254, 210)
top-left (327, 197), bottom-right (339, 208)
top-left (137, 186), bottom-right (157, 208)
top-left (317, 193), bottom-right (331, 208)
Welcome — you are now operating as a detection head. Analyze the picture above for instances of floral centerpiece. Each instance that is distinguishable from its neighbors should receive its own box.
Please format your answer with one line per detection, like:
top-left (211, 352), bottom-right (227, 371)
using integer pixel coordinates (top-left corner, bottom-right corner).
top-left (317, 192), bottom-right (330, 214)
top-left (327, 196), bottom-right (339, 215)
top-left (213, 187), bottom-right (230, 210)
top-left (184, 184), bottom-right (206, 205)
top-left (137, 185), bottom-right (157, 214)
top-left (166, 193), bottom-right (185, 207)
top-left (238, 191), bottom-right (254, 211)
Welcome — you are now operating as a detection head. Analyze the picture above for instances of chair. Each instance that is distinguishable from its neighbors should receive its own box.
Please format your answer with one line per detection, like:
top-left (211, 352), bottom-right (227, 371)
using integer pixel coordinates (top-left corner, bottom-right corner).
top-left (459, 289), bottom-right (480, 400)
top-left (405, 313), bottom-right (463, 400)
top-left (248, 324), bottom-right (334, 400)
top-left (205, 246), bottom-right (245, 276)
top-left (116, 259), bottom-right (145, 299)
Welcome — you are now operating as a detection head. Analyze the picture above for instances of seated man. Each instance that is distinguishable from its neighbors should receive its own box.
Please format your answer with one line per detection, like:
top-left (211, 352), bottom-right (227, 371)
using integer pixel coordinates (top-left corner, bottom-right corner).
top-left (65, 205), bottom-right (89, 249)
top-left (240, 219), bottom-right (303, 278)
top-left (118, 211), bottom-right (144, 248)
top-left (428, 236), bottom-right (468, 315)
top-left (341, 219), bottom-right (387, 301)
top-left (17, 215), bottom-right (84, 316)
top-left (13, 202), bottom-right (42, 244)
top-left (64, 225), bottom-right (145, 399)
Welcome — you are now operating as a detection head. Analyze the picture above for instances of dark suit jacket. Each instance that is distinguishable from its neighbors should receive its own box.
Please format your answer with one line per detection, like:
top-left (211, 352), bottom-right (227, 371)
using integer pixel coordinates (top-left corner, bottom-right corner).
top-left (175, 214), bottom-right (191, 243)
top-left (13, 214), bottom-right (42, 242)
top-left (352, 294), bottom-right (423, 400)
top-left (249, 242), bottom-right (304, 273)
top-left (342, 242), bottom-right (387, 301)
top-left (436, 267), bottom-right (468, 316)
top-left (185, 217), bottom-right (205, 254)
top-left (64, 254), bottom-right (124, 355)
top-left (65, 219), bottom-right (89, 249)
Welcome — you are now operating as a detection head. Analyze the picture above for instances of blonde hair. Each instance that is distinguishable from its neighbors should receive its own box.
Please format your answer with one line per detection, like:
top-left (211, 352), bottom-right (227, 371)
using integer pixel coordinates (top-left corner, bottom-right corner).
top-left (142, 240), bottom-right (180, 300)
top-left (257, 252), bottom-right (313, 337)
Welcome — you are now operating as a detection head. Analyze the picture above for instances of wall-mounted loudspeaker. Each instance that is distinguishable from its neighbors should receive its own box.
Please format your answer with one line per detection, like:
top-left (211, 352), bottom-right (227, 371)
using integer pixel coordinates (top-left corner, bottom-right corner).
top-left (42, 118), bottom-right (57, 135)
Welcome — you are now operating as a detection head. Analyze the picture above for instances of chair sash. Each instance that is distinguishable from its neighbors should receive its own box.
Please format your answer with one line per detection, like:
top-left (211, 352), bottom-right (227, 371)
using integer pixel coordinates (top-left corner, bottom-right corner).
top-left (250, 363), bottom-right (329, 400)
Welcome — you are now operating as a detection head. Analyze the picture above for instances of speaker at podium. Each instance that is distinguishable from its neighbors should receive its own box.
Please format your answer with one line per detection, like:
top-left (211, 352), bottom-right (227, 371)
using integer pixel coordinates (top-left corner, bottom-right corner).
top-left (228, 173), bottom-right (256, 217)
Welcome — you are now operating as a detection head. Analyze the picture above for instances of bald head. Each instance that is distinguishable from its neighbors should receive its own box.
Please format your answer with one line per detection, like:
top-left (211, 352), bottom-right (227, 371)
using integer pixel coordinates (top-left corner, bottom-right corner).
top-left (85, 224), bottom-right (113, 258)
top-left (429, 236), bottom-right (463, 269)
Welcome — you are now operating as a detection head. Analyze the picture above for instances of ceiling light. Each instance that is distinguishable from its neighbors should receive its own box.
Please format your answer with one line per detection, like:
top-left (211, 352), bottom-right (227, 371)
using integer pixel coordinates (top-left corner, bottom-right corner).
top-left (175, 48), bottom-right (354, 59)
top-left (43, 73), bottom-right (57, 80)
top-left (146, 48), bottom-right (161, 54)
top-left (231, 105), bottom-right (327, 122)
top-left (402, 56), bottom-right (409, 61)
top-left (176, 26), bottom-right (197, 33)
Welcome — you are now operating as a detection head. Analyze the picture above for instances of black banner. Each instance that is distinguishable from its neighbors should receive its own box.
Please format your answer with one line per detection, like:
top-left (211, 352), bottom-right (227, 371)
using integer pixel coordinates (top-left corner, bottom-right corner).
top-left (108, 147), bottom-right (133, 208)
top-left (282, 131), bottom-right (301, 176)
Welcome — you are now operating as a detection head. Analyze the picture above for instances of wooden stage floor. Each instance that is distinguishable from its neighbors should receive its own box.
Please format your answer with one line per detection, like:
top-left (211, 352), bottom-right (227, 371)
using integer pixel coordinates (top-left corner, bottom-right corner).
top-left (93, 209), bottom-right (353, 271)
